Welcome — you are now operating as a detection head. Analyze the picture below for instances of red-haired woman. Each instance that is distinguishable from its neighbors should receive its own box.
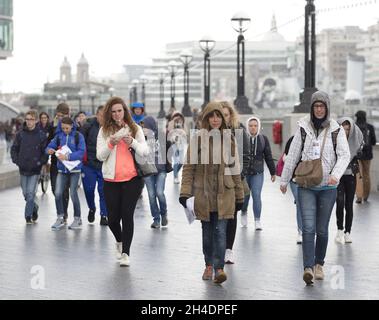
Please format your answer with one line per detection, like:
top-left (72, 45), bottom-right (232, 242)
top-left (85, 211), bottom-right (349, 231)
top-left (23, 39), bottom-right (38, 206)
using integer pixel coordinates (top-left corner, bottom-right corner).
top-left (97, 97), bottom-right (148, 267)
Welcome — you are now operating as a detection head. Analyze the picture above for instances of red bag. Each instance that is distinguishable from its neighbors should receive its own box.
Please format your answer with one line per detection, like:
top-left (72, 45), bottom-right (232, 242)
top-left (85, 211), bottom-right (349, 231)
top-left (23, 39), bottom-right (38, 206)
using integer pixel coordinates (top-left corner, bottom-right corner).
top-left (276, 153), bottom-right (285, 177)
top-left (82, 150), bottom-right (88, 165)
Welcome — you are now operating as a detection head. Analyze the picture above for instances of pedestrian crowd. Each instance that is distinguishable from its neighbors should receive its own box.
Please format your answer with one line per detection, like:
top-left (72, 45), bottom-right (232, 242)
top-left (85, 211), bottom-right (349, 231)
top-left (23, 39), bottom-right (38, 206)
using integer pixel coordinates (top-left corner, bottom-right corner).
top-left (8, 90), bottom-right (377, 285)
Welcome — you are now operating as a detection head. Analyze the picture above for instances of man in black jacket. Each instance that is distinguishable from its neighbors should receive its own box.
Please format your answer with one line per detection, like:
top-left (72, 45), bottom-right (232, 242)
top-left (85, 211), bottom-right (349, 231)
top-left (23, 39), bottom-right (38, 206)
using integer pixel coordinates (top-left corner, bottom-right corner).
top-left (355, 110), bottom-right (377, 203)
top-left (11, 110), bottom-right (48, 224)
top-left (80, 105), bottom-right (108, 225)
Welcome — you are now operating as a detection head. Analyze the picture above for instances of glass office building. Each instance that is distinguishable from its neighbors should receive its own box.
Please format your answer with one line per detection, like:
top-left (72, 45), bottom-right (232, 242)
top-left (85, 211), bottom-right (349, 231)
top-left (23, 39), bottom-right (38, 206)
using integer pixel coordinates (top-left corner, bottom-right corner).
top-left (0, 0), bottom-right (13, 59)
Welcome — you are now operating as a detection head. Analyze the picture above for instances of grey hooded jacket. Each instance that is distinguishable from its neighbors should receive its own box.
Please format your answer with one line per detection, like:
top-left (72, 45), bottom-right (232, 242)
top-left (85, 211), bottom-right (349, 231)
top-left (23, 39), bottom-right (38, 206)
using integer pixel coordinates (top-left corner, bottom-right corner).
top-left (280, 91), bottom-right (350, 188)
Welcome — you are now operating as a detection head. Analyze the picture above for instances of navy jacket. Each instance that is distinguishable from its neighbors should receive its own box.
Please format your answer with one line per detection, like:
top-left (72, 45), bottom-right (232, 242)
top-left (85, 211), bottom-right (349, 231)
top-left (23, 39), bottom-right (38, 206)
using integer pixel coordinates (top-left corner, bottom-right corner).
top-left (11, 124), bottom-right (48, 176)
top-left (80, 117), bottom-right (102, 170)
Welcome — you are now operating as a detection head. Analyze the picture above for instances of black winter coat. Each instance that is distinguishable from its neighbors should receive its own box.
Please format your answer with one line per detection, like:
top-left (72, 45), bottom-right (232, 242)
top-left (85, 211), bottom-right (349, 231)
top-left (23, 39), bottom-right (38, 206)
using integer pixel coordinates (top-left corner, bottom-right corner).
top-left (80, 117), bottom-right (102, 170)
top-left (11, 125), bottom-right (48, 176)
top-left (356, 122), bottom-right (377, 160)
top-left (243, 134), bottom-right (276, 176)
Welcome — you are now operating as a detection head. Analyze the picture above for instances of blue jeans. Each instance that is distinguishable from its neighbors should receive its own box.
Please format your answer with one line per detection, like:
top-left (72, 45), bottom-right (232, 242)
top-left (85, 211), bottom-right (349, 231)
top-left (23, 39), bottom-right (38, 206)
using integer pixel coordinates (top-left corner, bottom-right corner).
top-left (201, 212), bottom-right (228, 271)
top-left (55, 172), bottom-right (81, 218)
top-left (242, 173), bottom-right (264, 220)
top-left (289, 181), bottom-right (303, 232)
top-left (298, 187), bottom-right (337, 269)
top-left (20, 174), bottom-right (39, 218)
top-left (144, 172), bottom-right (167, 223)
top-left (81, 165), bottom-right (107, 216)
top-left (172, 147), bottom-right (184, 179)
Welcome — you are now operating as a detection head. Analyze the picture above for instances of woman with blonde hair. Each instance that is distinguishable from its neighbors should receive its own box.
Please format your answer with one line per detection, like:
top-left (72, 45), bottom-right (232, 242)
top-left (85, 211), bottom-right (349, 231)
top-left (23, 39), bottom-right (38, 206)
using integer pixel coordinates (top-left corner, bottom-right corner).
top-left (97, 97), bottom-right (148, 267)
top-left (220, 101), bottom-right (249, 264)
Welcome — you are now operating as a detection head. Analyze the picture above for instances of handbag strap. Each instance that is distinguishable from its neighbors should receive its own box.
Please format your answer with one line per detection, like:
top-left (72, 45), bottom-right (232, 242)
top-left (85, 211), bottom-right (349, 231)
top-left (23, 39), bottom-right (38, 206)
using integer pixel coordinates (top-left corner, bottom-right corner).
top-left (319, 126), bottom-right (329, 158)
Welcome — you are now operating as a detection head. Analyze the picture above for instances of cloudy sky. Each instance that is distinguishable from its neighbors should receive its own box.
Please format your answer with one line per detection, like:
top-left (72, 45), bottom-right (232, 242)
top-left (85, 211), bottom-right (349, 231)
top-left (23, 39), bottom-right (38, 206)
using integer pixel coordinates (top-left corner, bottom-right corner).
top-left (0, 0), bottom-right (378, 93)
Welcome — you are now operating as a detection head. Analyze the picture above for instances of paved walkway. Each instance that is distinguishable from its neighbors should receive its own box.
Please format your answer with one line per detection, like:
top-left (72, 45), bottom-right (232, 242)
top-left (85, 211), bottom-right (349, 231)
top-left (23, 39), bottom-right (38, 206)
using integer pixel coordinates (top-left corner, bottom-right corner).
top-left (0, 171), bottom-right (378, 300)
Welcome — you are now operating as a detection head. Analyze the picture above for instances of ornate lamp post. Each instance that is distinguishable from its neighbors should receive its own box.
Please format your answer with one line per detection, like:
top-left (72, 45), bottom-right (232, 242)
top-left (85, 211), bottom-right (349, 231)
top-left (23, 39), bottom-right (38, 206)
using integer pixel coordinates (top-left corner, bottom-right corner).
top-left (139, 75), bottom-right (147, 106)
top-left (231, 11), bottom-right (252, 114)
top-left (90, 90), bottom-right (96, 115)
top-left (294, 0), bottom-right (317, 113)
top-left (132, 79), bottom-right (139, 103)
top-left (199, 35), bottom-right (216, 109)
top-left (168, 60), bottom-right (179, 112)
top-left (179, 49), bottom-right (193, 117)
top-left (78, 91), bottom-right (83, 112)
top-left (108, 87), bottom-right (115, 98)
top-left (157, 69), bottom-right (168, 119)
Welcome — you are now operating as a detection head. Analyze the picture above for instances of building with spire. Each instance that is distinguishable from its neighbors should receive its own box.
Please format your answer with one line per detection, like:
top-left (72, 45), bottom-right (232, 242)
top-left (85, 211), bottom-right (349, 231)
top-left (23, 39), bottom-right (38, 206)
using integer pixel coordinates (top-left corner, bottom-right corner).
top-left (77, 53), bottom-right (89, 83)
top-left (38, 54), bottom-right (112, 116)
top-left (60, 56), bottom-right (72, 83)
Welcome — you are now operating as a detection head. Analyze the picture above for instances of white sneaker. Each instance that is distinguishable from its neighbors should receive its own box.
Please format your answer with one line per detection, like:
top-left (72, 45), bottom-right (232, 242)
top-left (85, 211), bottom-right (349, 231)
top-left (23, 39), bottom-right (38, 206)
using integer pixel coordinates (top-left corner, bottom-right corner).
top-left (115, 242), bottom-right (122, 260)
top-left (174, 177), bottom-right (180, 184)
top-left (225, 249), bottom-right (234, 264)
top-left (119, 253), bottom-right (130, 267)
top-left (240, 211), bottom-right (248, 227)
top-left (335, 230), bottom-right (344, 244)
top-left (296, 232), bottom-right (302, 244)
top-left (255, 220), bottom-right (262, 231)
top-left (344, 232), bottom-right (352, 243)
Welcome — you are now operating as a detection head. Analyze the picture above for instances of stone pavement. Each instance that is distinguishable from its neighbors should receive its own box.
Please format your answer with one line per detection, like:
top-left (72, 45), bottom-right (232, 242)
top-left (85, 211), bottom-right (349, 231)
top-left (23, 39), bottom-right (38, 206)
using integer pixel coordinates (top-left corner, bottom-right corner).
top-left (0, 170), bottom-right (378, 300)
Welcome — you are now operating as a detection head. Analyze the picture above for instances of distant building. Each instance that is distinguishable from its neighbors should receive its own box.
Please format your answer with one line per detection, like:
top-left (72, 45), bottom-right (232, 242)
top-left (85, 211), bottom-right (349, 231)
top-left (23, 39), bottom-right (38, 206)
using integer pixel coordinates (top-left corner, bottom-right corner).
top-left (317, 26), bottom-right (365, 94)
top-left (0, 0), bottom-right (13, 60)
top-left (0, 100), bottom-right (19, 122)
top-left (357, 20), bottom-right (379, 106)
top-left (38, 55), bottom-right (113, 116)
top-left (142, 15), bottom-right (299, 116)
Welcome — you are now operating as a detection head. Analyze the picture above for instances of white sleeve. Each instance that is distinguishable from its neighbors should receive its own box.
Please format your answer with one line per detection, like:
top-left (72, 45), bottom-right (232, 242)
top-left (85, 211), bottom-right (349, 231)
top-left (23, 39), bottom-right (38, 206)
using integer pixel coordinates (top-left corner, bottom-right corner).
top-left (130, 126), bottom-right (149, 157)
top-left (96, 127), bottom-right (112, 162)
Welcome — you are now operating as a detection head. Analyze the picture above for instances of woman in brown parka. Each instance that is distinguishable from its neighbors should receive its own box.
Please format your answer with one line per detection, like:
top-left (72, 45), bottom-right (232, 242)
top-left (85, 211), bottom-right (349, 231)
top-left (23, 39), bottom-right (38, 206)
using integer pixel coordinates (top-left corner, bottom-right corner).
top-left (179, 102), bottom-right (244, 284)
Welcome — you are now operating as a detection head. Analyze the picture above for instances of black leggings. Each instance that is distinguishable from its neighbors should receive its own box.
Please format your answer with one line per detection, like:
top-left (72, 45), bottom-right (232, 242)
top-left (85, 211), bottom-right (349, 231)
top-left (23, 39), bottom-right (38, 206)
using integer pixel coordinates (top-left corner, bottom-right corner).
top-left (336, 175), bottom-right (356, 233)
top-left (226, 210), bottom-right (238, 250)
top-left (104, 177), bottom-right (144, 255)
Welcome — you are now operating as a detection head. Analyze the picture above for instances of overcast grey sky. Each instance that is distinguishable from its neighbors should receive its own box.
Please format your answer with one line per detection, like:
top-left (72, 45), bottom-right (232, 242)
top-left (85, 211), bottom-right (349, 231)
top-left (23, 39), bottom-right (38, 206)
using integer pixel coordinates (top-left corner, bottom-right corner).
top-left (0, 0), bottom-right (378, 93)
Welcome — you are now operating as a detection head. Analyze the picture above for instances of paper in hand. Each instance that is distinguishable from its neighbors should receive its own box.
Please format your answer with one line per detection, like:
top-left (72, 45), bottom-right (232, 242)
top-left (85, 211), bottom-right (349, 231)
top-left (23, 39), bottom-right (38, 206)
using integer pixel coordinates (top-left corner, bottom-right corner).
top-left (184, 197), bottom-right (196, 224)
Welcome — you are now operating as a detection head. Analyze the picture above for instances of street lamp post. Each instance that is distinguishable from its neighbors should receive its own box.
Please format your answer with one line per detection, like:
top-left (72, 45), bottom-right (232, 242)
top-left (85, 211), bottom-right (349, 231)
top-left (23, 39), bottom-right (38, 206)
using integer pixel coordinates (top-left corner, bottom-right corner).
top-left (168, 60), bottom-right (179, 112)
top-left (78, 91), bottom-right (83, 112)
top-left (56, 94), bottom-right (62, 104)
top-left (62, 93), bottom-right (67, 102)
top-left (157, 69), bottom-right (168, 119)
top-left (179, 49), bottom-right (193, 117)
top-left (231, 12), bottom-right (253, 114)
top-left (90, 90), bottom-right (96, 115)
top-left (294, 0), bottom-right (317, 113)
top-left (128, 85), bottom-right (133, 105)
top-left (109, 87), bottom-right (115, 98)
top-left (132, 79), bottom-right (139, 104)
top-left (199, 35), bottom-right (216, 109)
top-left (140, 75), bottom-right (147, 106)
